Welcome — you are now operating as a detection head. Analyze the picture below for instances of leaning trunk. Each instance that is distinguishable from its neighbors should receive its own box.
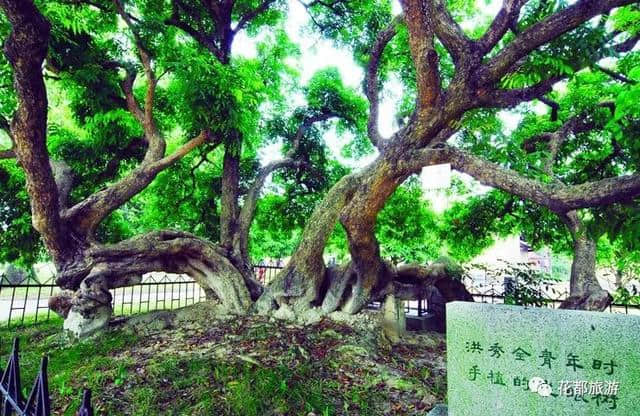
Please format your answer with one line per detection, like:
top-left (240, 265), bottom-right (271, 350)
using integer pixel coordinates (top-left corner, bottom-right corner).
top-left (257, 172), bottom-right (362, 314)
top-left (260, 144), bottom-right (471, 318)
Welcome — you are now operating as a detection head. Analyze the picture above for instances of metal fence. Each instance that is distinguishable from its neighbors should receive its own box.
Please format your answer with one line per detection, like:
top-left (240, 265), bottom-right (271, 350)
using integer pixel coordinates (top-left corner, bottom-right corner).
top-left (1, 265), bottom-right (639, 327)
top-left (254, 265), bottom-right (282, 285)
top-left (0, 274), bottom-right (209, 328)
top-left (468, 290), bottom-right (640, 316)
top-left (1, 338), bottom-right (94, 415)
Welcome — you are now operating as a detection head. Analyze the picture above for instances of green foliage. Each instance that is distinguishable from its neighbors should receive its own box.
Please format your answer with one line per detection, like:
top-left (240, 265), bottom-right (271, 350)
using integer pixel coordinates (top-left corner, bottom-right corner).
top-left (612, 5), bottom-right (640, 36)
top-left (301, 0), bottom-right (393, 65)
top-left (441, 191), bottom-right (515, 262)
top-left (1, 0), bottom-right (639, 277)
top-left (250, 194), bottom-right (304, 260)
top-left (306, 67), bottom-right (368, 136)
top-left (251, 179), bottom-right (445, 264)
top-left (612, 287), bottom-right (640, 306)
top-left (376, 180), bottom-right (442, 264)
top-left (0, 161), bottom-right (42, 266)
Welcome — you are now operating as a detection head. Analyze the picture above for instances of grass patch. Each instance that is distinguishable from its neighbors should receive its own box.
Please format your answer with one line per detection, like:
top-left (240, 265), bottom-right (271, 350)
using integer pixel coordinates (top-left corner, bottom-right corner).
top-left (123, 357), bottom-right (381, 415)
top-left (1, 318), bottom-right (141, 415)
top-left (1, 307), bottom-right (446, 415)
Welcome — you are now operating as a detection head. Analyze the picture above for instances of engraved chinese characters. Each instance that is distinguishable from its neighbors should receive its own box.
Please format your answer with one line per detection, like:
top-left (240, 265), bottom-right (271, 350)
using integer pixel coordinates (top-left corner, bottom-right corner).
top-left (446, 302), bottom-right (640, 416)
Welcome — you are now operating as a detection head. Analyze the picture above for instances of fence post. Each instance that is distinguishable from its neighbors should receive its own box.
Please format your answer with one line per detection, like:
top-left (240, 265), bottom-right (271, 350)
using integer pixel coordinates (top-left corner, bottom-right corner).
top-left (1, 338), bottom-right (24, 414)
top-left (76, 389), bottom-right (93, 416)
top-left (1, 338), bottom-right (95, 416)
top-left (23, 355), bottom-right (51, 416)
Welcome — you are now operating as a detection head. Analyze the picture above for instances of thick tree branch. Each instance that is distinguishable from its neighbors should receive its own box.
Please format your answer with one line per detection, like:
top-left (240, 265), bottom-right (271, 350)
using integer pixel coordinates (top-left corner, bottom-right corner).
top-left (365, 16), bottom-right (400, 148)
top-left (413, 145), bottom-right (640, 213)
top-left (234, 111), bottom-right (340, 260)
top-left (426, 0), bottom-right (473, 64)
top-left (57, 230), bottom-right (253, 312)
top-left (477, 75), bottom-right (564, 108)
top-left (64, 130), bottom-right (216, 237)
top-left (476, 0), bottom-right (637, 85)
top-left (0, 0), bottom-right (70, 264)
top-left (477, 0), bottom-right (527, 54)
top-left (400, 0), bottom-right (442, 111)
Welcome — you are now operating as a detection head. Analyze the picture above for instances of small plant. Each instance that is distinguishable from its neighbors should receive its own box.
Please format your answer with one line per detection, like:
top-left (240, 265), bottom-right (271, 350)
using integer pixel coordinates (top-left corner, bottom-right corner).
top-left (612, 287), bottom-right (640, 305)
top-left (57, 379), bottom-right (74, 396)
top-left (114, 364), bottom-right (128, 386)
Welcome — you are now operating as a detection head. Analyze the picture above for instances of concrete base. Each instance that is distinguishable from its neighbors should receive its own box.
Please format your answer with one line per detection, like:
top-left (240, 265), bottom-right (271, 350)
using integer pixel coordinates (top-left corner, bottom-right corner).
top-left (381, 294), bottom-right (406, 343)
top-left (64, 305), bottom-right (112, 339)
top-left (427, 404), bottom-right (448, 415)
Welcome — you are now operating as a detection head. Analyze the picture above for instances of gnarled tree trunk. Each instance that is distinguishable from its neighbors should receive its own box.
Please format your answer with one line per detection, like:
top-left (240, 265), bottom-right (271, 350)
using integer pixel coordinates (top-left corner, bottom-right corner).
top-left (256, 172), bottom-right (362, 315)
top-left (258, 144), bottom-right (473, 321)
top-left (51, 231), bottom-right (254, 337)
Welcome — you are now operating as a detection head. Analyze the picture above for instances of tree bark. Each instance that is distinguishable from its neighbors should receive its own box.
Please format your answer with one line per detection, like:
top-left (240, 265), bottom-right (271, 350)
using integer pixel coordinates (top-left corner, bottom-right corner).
top-left (259, 147), bottom-right (423, 316)
top-left (559, 212), bottom-right (612, 311)
top-left (220, 142), bottom-right (241, 251)
top-left (1, 0), bottom-right (71, 265)
top-left (339, 162), bottom-right (408, 314)
top-left (258, 172), bottom-right (362, 313)
top-left (50, 230), bottom-right (254, 336)
top-left (259, 142), bottom-right (467, 316)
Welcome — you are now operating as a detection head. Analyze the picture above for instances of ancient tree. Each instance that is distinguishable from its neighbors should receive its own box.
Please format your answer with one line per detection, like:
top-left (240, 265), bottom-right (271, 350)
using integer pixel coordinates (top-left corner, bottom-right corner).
top-left (1, 0), bottom-right (639, 336)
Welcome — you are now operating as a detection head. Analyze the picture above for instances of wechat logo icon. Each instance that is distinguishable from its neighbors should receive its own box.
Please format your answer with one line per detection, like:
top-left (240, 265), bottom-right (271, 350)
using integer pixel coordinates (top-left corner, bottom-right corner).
top-left (529, 377), bottom-right (552, 397)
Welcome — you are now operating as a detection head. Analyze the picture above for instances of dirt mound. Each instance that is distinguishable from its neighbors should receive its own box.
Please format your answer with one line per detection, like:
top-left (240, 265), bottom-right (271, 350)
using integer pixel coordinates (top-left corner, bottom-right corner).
top-left (102, 302), bottom-right (447, 414)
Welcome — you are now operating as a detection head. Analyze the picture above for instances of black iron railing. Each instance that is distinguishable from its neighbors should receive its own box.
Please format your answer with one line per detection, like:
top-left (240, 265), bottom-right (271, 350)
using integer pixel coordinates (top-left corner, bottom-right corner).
top-left (1, 265), bottom-right (639, 327)
top-left (1, 338), bottom-right (93, 416)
